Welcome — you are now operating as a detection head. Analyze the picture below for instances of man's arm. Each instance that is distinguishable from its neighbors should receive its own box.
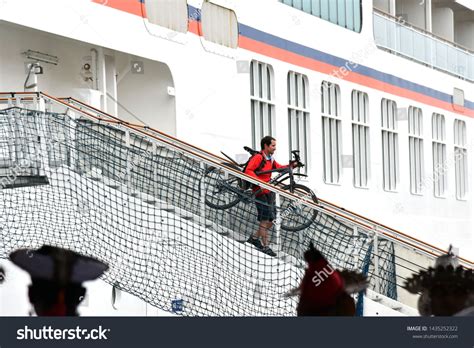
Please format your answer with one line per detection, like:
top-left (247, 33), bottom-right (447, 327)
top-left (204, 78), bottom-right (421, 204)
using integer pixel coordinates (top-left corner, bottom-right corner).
top-left (273, 160), bottom-right (289, 169)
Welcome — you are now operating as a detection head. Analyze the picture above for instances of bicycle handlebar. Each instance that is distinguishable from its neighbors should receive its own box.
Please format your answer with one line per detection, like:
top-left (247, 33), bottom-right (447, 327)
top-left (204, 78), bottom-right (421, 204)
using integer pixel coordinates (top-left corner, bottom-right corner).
top-left (242, 146), bottom-right (305, 171)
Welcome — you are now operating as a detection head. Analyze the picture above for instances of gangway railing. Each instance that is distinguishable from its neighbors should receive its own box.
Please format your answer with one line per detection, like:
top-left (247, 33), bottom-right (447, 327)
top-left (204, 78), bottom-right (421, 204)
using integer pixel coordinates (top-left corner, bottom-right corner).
top-left (53, 94), bottom-right (472, 267)
top-left (0, 91), bottom-right (472, 315)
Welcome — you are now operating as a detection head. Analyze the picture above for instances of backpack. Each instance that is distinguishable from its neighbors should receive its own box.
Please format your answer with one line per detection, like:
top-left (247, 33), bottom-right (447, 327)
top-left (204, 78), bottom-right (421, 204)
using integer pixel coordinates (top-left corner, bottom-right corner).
top-left (240, 153), bottom-right (275, 190)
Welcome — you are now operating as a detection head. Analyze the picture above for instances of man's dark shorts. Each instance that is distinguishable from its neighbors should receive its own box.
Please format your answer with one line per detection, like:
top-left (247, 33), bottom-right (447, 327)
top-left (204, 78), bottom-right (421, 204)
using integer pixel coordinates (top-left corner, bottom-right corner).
top-left (255, 192), bottom-right (276, 222)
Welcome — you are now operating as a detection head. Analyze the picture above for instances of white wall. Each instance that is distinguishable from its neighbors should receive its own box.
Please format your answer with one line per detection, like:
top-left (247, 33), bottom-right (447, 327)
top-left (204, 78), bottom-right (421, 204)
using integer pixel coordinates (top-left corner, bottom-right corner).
top-left (0, 22), bottom-right (177, 136)
top-left (396, 0), bottom-right (426, 29)
top-left (432, 7), bottom-right (455, 41)
top-left (374, 0), bottom-right (392, 13)
top-left (116, 53), bottom-right (177, 135)
top-left (0, 22), bottom-right (96, 94)
top-left (454, 21), bottom-right (474, 50)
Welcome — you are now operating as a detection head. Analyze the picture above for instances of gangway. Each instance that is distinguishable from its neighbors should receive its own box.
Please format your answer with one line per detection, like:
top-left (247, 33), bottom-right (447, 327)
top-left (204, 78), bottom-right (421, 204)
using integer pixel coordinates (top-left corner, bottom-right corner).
top-left (0, 92), bottom-right (472, 316)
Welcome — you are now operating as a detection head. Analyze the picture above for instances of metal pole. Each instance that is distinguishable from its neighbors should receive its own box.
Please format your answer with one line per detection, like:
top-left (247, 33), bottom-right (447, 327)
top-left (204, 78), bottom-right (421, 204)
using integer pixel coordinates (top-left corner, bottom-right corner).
top-left (36, 96), bottom-right (50, 176)
top-left (66, 109), bottom-right (78, 170)
top-left (275, 192), bottom-right (282, 255)
top-left (373, 232), bottom-right (380, 293)
top-left (199, 162), bottom-right (207, 226)
top-left (352, 225), bottom-right (360, 267)
top-left (125, 130), bottom-right (132, 193)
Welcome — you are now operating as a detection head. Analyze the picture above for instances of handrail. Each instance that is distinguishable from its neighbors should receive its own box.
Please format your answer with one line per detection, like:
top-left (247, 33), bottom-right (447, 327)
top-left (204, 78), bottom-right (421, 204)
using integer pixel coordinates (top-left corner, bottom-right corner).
top-left (1, 91), bottom-right (472, 268)
top-left (57, 95), bottom-right (232, 164)
top-left (0, 92), bottom-right (322, 206)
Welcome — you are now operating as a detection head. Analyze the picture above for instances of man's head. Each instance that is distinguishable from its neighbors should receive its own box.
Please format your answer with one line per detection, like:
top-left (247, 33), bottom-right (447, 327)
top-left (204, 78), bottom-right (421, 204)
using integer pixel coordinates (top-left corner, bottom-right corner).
top-left (261, 136), bottom-right (276, 155)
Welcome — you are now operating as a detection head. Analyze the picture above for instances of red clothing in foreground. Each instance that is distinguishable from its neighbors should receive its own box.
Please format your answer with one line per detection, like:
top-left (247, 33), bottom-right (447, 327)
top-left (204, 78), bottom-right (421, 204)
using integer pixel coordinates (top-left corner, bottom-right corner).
top-left (297, 257), bottom-right (345, 315)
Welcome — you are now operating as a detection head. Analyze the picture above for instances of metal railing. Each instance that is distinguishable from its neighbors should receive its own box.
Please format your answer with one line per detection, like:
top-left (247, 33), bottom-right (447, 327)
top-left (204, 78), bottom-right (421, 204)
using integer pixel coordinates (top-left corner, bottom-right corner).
top-left (1, 92), bottom-right (472, 267)
top-left (1, 91), bottom-right (472, 312)
top-left (373, 9), bottom-right (474, 81)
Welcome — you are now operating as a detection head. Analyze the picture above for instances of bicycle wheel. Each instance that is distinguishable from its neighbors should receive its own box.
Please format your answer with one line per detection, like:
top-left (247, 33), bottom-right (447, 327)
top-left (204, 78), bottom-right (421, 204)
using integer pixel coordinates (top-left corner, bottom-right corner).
top-left (279, 184), bottom-right (319, 232)
top-left (202, 162), bottom-right (243, 210)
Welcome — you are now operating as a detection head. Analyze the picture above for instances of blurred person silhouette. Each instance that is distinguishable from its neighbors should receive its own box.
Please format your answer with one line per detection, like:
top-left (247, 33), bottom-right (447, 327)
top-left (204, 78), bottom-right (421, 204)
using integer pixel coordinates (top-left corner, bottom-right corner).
top-left (404, 245), bottom-right (473, 316)
top-left (9, 245), bottom-right (108, 316)
top-left (0, 265), bottom-right (5, 284)
top-left (285, 242), bottom-right (369, 316)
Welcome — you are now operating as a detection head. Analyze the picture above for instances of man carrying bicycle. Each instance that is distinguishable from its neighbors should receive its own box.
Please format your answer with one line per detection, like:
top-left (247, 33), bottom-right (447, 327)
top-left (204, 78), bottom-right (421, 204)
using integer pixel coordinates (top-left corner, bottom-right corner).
top-left (245, 136), bottom-right (297, 257)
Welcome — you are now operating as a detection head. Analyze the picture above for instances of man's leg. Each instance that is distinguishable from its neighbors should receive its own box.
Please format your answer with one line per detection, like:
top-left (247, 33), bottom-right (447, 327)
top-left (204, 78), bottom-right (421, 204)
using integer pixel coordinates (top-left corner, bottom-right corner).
top-left (249, 196), bottom-right (266, 241)
top-left (258, 221), bottom-right (273, 246)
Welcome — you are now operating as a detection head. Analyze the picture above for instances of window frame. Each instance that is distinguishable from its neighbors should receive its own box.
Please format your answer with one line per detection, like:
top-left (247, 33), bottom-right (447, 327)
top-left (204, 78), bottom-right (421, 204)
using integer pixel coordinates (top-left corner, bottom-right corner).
top-left (351, 90), bottom-right (370, 188)
top-left (321, 81), bottom-right (342, 184)
top-left (381, 99), bottom-right (399, 192)
top-left (431, 113), bottom-right (447, 198)
top-left (279, 0), bottom-right (362, 32)
top-left (408, 107), bottom-right (424, 195)
top-left (250, 61), bottom-right (276, 149)
top-left (454, 119), bottom-right (468, 200)
top-left (287, 71), bottom-right (310, 175)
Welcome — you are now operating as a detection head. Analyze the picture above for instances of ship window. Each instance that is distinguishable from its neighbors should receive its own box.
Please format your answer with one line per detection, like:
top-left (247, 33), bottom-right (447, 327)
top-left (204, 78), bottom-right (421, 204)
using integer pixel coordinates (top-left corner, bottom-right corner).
top-left (432, 113), bottom-right (447, 198)
top-left (201, 2), bottom-right (238, 49)
top-left (321, 81), bottom-right (342, 184)
top-left (250, 61), bottom-right (275, 148)
top-left (352, 91), bottom-right (370, 188)
top-left (288, 72), bottom-right (310, 174)
top-left (279, 0), bottom-right (362, 32)
top-left (381, 99), bottom-right (399, 192)
top-left (145, 0), bottom-right (188, 33)
top-left (454, 119), bottom-right (468, 200)
top-left (408, 107), bottom-right (424, 195)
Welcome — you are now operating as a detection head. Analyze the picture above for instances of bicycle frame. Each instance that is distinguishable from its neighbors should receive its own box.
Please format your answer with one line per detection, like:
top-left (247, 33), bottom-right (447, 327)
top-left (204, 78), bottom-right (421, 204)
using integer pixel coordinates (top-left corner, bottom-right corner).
top-left (219, 147), bottom-right (306, 198)
top-left (254, 165), bottom-right (307, 195)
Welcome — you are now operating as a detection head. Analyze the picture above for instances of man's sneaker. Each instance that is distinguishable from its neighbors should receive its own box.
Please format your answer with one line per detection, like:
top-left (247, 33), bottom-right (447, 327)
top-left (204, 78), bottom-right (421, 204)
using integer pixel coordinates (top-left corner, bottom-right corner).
top-left (247, 237), bottom-right (264, 250)
top-left (261, 246), bottom-right (277, 257)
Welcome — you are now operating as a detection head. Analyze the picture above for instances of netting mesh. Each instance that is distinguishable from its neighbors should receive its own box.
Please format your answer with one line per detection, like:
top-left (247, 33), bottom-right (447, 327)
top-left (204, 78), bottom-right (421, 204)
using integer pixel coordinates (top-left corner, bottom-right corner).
top-left (0, 107), bottom-right (400, 315)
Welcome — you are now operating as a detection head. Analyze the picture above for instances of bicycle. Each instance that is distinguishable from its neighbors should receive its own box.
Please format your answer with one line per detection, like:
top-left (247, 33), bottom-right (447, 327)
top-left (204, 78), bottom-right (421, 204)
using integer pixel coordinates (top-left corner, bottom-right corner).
top-left (201, 146), bottom-right (319, 232)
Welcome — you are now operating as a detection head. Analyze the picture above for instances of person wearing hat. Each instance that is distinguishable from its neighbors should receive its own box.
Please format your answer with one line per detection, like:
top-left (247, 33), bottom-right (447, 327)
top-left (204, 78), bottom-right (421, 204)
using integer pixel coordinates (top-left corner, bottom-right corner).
top-left (9, 245), bottom-right (108, 316)
top-left (404, 246), bottom-right (473, 316)
top-left (285, 242), bottom-right (369, 316)
top-left (0, 266), bottom-right (5, 284)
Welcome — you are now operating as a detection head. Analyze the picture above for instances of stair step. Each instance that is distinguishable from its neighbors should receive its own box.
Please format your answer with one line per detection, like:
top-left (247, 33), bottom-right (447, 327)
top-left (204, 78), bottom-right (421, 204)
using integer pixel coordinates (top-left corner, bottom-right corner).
top-left (156, 146), bottom-right (177, 159)
top-left (155, 203), bottom-right (175, 212)
top-left (174, 207), bottom-right (195, 220)
top-left (102, 177), bottom-right (122, 189)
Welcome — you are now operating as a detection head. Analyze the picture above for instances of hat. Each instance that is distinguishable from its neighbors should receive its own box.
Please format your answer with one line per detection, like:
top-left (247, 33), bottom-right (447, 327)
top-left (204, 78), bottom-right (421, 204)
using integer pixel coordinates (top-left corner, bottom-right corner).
top-left (404, 246), bottom-right (472, 295)
top-left (403, 246), bottom-right (474, 316)
top-left (0, 266), bottom-right (5, 284)
top-left (9, 245), bottom-right (108, 286)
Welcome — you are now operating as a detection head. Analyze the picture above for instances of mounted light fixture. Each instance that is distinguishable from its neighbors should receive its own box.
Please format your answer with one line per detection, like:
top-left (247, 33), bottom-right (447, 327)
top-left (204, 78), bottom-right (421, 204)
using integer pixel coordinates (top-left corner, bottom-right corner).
top-left (22, 50), bottom-right (59, 65)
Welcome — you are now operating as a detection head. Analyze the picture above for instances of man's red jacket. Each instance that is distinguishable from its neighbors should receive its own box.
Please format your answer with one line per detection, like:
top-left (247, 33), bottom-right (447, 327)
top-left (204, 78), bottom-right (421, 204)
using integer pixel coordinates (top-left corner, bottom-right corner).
top-left (244, 152), bottom-right (287, 195)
